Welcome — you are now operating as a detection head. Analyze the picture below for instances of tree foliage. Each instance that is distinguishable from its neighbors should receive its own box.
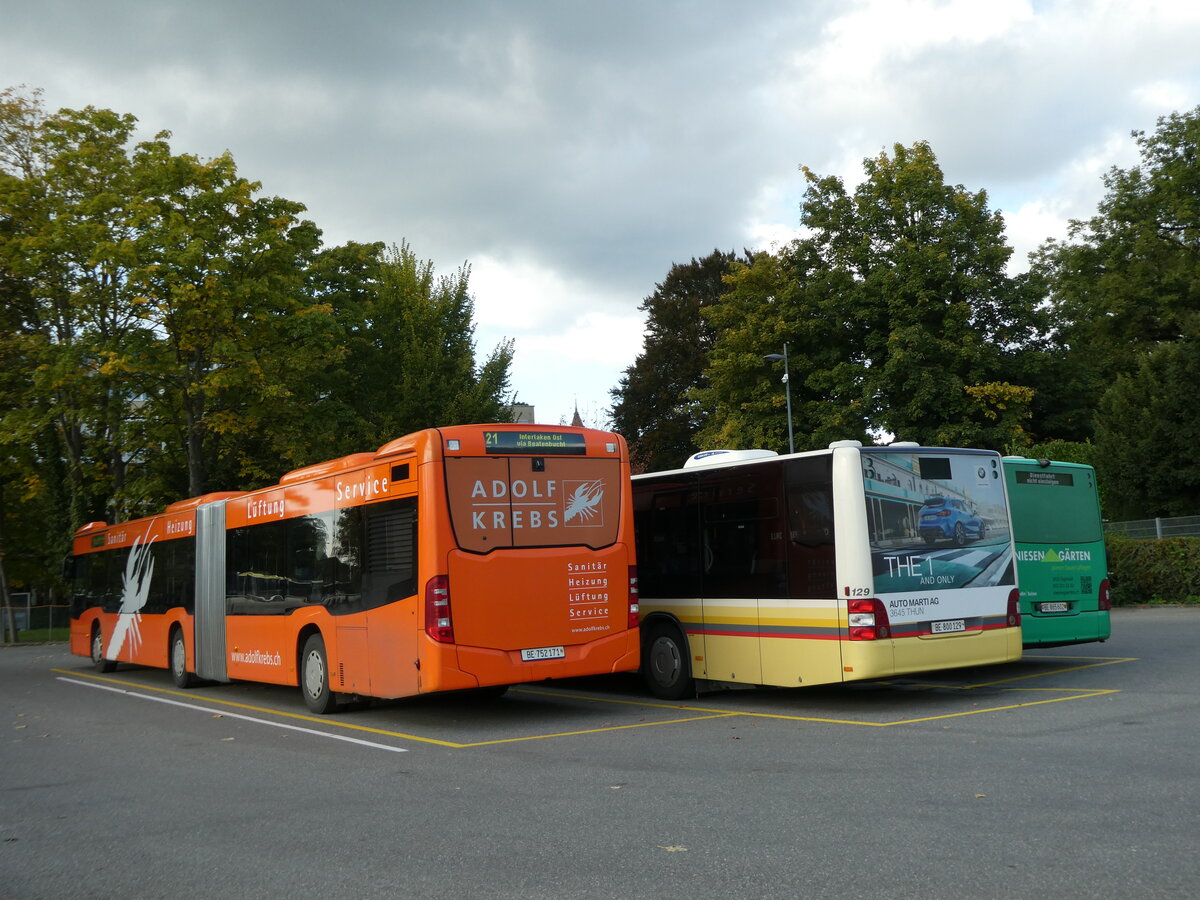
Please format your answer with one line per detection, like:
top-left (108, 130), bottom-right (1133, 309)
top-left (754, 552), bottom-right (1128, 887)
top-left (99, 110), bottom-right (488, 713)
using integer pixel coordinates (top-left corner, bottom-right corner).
top-left (310, 240), bottom-right (515, 459)
top-left (609, 250), bottom-right (746, 472)
top-left (1094, 341), bottom-right (1200, 519)
top-left (622, 114), bottom-right (1200, 519)
top-left (803, 142), bottom-right (1047, 445)
top-left (0, 87), bottom-right (514, 595)
top-left (694, 142), bottom-right (1047, 454)
top-left (1035, 106), bottom-right (1200, 515)
top-left (695, 243), bottom-right (869, 453)
top-left (1036, 107), bottom-right (1200, 381)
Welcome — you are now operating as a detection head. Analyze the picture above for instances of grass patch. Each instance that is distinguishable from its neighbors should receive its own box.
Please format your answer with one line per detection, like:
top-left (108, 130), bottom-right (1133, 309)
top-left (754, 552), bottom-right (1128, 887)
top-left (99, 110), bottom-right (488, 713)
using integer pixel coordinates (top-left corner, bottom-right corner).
top-left (6, 627), bottom-right (70, 643)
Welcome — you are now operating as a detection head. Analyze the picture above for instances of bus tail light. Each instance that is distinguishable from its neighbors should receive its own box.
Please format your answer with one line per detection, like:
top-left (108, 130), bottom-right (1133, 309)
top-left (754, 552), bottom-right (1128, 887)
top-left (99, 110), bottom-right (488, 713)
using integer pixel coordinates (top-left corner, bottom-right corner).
top-left (1098, 578), bottom-right (1111, 610)
top-left (848, 598), bottom-right (890, 641)
top-left (628, 566), bottom-right (640, 629)
top-left (1007, 588), bottom-right (1021, 627)
top-left (425, 575), bottom-right (454, 643)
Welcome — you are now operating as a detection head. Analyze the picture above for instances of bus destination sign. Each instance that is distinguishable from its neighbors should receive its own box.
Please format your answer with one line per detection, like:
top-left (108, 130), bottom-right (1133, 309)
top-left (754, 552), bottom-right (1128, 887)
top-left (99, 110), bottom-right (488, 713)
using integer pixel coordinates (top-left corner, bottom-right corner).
top-left (1015, 471), bottom-right (1075, 487)
top-left (483, 431), bottom-right (587, 455)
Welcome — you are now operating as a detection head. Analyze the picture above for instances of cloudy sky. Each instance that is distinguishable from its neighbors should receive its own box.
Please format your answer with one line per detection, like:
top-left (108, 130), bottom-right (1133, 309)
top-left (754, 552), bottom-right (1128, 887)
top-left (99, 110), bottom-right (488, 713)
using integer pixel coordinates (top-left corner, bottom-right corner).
top-left (3, 1), bottom-right (1199, 427)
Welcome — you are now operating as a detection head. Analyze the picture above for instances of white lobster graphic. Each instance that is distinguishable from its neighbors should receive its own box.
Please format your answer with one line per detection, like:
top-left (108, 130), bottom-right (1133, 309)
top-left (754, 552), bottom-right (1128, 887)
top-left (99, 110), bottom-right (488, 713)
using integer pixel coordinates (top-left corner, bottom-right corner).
top-left (563, 480), bottom-right (605, 525)
top-left (106, 534), bottom-right (155, 661)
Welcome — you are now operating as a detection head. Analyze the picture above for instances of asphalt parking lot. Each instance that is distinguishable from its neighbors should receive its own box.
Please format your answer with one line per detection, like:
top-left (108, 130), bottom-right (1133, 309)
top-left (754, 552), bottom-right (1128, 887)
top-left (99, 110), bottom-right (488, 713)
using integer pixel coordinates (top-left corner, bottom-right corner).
top-left (3, 607), bottom-right (1198, 899)
top-left (49, 646), bottom-right (1133, 752)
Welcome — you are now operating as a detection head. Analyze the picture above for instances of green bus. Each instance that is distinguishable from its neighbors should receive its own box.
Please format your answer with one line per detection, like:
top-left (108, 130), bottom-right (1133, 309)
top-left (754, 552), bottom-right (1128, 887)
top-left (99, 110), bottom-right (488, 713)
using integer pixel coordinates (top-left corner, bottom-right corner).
top-left (1003, 457), bottom-right (1111, 648)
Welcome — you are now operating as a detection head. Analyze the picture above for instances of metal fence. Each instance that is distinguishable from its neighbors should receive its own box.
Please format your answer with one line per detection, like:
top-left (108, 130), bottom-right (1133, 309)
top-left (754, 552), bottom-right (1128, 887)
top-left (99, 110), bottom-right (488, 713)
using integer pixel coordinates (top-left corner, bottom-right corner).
top-left (4, 590), bottom-right (70, 637)
top-left (1104, 515), bottom-right (1200, 540)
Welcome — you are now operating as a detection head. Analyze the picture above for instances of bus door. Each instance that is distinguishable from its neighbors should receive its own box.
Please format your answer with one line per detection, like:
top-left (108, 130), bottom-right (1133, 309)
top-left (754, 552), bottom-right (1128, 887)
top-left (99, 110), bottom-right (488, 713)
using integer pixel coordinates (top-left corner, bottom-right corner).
top-left (761, 456), bottom-right (841, 686)
top-left (634, 480), bottom-right (707, 675)
top-left (324, 492), bottom-right (422, 699)
top-left (699, 472), bottom-right (771, 686)
top-left (194, 499), bottom-right (229, 683)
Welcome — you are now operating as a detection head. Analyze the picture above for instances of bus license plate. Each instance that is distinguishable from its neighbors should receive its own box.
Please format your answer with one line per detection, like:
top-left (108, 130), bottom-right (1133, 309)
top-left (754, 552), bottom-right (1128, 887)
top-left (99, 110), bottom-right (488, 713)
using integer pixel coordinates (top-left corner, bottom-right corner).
top-left (521, 645), bottom-right (565, 661)
top-left (1039, 602), bottom-right (1069, 613)
top-left (930, 619), bottom-right (966, 634)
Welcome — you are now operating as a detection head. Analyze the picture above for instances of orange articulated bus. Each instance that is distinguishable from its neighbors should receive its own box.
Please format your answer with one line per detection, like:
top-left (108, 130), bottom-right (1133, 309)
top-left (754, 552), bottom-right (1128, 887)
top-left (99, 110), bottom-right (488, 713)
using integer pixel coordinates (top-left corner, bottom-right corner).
top-left (68, 424), bottom-right (641, 712)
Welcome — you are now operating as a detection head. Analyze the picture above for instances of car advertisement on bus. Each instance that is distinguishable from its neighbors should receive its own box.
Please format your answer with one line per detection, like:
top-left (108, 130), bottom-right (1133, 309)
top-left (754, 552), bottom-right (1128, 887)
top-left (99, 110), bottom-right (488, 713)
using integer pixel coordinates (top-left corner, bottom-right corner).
top-left (861, 450), bottom-right (1015, 625)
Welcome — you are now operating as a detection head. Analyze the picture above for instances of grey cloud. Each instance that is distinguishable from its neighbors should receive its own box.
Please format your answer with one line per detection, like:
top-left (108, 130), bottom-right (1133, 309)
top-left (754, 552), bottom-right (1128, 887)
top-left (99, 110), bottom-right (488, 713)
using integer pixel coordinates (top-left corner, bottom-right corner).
top-left (3, 0), bottom-right (1198, 310)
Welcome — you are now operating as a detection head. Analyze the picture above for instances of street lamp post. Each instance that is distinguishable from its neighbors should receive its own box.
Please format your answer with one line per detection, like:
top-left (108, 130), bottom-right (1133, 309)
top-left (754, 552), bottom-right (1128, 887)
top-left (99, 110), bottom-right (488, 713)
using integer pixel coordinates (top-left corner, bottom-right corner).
top-left (763, 344), bottom-right (795, 455)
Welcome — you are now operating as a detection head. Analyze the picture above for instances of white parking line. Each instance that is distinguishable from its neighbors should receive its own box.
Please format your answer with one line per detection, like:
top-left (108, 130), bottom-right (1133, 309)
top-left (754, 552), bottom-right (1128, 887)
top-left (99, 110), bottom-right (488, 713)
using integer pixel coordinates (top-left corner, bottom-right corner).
top-left (57, 677), bottom-right (408, 753)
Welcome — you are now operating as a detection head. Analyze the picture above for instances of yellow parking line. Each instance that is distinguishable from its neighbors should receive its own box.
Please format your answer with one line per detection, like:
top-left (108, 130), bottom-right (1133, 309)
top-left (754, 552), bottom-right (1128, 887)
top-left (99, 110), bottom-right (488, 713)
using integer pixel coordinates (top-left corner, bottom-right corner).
top-left (694, 687), bottom-right (1119, 726)
top-left (881, 656), bottom-right (1136, 690)
top-left (964, 657), bottom-right (1136, 687)
top-left (456, 713), bottom-right (741, 747)
top-left (54, 657), bottom-right (1130, 748)
top-left (882, 689), bottom-right (1120, 725)
top-left (717, 712), bottom-right (893, 726)
top-left (53, 668), bottom-right (463, 748)
top-left (55, 667), bottom-right (738, 749)
top-left (513, 685), bottom-right (732, 714)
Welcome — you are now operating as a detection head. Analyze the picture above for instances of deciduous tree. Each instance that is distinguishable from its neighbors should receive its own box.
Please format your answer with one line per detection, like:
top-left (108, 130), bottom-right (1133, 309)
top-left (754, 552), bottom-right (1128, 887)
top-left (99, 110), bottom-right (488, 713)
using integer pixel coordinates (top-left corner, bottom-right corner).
top-left (1, 88), bottom-right (517, 601)
top-left (800, 141), bottom-right (1043, 446)
top-left (610, 250), bottom-right (747, 472)
top-left (1036, 107), bottom-right (1200, 387)
top-left (699, 142), bottom-right (1045, 453)
top-left (695, 243), bottom-right (868, 453)
top-left (1094, 341), bottom-right (1200, 518)
top-left (306, 241), bottom-right (515, 456)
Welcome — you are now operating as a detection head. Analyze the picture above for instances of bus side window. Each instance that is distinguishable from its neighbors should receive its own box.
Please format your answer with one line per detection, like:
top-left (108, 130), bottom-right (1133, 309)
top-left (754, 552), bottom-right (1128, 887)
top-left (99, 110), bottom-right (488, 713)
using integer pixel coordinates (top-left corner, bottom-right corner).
top-left (225, 521), bottom-right (288, 613)
top-left (106, 547), bottom-right (131, 613)
top-left (70, 554), bottom-right (95, 618)
top-left (784, 456), bottom-right (836, 599)
top-left (331, 506), bottom-right (363, 606)
top-left (226, 527), bottom-right (250, 612)
top-left (361, 497), bottom-right (418, 611)
top-left (634, 480), bottom-right (703, 600)
top-left (83, 550), bottom-right (109, 614)
top-left (173, 538), bottom-right (197, 613)
top-left (703, 468), bottom-right (787, 599)
top-left (288, 513), bottom-right (333, 606)
top-left (144, 539), bottom-right (173, 616)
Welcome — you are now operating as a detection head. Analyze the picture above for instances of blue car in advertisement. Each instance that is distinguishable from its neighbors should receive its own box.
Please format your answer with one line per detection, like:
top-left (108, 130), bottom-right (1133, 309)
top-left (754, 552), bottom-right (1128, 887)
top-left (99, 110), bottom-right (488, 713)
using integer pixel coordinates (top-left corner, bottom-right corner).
top-left (919, 496), bottom-right (985, 546)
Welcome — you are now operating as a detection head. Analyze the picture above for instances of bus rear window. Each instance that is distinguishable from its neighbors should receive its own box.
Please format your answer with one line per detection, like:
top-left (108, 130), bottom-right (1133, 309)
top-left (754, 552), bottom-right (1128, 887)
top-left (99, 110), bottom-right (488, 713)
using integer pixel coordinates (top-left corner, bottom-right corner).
top-left (917, 457), bottom-right (953, 480)
top-left (444, 456), bottom-right (622, 552)
top-left (1010, 471), bottom-right (1103, 544)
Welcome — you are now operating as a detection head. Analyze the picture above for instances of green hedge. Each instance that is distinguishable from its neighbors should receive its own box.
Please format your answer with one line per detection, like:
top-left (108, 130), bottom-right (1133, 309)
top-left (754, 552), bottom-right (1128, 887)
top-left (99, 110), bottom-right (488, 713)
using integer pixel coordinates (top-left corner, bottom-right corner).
top-left (1105, 534), bottom-right (1200, 605)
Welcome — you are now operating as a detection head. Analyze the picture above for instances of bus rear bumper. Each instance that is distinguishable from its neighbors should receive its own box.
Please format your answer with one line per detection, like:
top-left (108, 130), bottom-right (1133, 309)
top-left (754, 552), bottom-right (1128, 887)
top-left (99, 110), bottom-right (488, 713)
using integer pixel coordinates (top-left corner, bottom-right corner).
top-left (1022, 610), bottom-right (1112, 647)
top-left (843, 625), bottom-right (1022, 681)
top-left (421, 629), bottom-right (641, 692)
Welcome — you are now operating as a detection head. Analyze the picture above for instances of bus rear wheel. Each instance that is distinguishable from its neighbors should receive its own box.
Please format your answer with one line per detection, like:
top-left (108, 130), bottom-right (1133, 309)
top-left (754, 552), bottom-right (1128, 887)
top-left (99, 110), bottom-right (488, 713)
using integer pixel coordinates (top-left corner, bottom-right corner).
top-left (91, 625), bottom-right (116, 673)
top-left (301, 633), bottom-right (338, 714)
top-left (170, 627), bottom-right (197, 689)
top-left (642, 623), bottom-right (693, 701)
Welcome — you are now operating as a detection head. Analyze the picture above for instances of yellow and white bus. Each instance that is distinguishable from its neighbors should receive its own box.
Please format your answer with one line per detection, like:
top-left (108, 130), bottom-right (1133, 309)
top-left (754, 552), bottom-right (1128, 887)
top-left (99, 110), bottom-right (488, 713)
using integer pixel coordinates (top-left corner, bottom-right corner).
top-left (633, 441), bottom-right (1021, 698)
